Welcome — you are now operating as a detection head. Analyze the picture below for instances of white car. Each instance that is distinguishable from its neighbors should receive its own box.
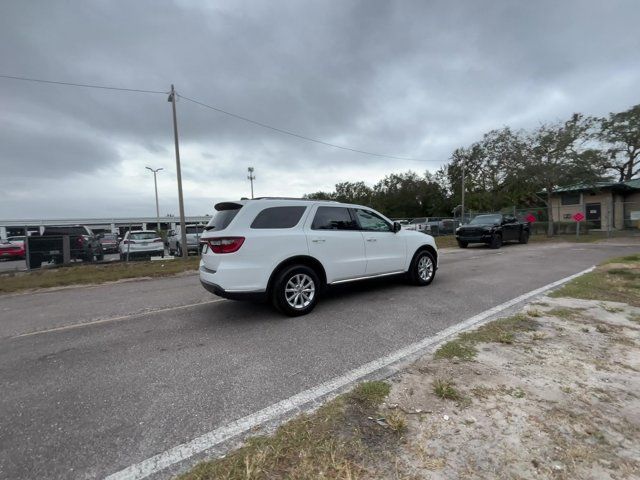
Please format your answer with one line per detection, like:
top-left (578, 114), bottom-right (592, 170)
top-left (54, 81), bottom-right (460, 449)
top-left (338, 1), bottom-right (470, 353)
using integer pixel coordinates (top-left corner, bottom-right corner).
top-left (167, 224), bottom-right (204, 256)
top-left (119, 230), bottom-right (164, 260)
top-left (199, 198), bottom-right (438, 316)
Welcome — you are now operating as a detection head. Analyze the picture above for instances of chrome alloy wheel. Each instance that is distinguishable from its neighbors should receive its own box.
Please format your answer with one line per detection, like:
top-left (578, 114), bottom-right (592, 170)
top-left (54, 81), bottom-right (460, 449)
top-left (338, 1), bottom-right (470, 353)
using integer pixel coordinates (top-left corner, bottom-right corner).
top-left (285, 273), bottom-right (316, 309)
top-left (418, 255), bottom-right (434, 282)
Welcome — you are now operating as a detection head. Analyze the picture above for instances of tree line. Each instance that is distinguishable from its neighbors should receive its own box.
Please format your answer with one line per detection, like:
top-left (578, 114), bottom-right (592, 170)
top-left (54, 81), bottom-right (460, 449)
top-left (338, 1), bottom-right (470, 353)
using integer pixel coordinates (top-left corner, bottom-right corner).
top-left (305, 103), bottom-right (640, 235)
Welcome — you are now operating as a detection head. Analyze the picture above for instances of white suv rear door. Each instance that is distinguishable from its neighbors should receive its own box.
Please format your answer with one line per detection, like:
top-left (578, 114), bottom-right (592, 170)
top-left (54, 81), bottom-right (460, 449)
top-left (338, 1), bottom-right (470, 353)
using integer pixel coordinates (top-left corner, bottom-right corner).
top-left (353, 208), bottom-right (406, 275)
top-left (306, 206), bottom-right (366, 282)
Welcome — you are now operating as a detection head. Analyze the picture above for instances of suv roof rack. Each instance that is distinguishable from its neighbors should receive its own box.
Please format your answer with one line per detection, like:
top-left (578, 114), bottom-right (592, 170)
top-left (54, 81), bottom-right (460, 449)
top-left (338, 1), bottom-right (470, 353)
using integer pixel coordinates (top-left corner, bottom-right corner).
top-left (251, 197), bottom-right (337, 202)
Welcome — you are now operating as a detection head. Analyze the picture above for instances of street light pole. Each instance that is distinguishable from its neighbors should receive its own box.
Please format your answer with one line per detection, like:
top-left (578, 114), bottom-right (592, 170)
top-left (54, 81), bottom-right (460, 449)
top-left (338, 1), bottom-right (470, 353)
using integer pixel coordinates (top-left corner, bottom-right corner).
top-left (461, 160), bottom-right (466, 224)
top-left (168, 85), bottom-right (188, 258)
top-left (247, 166), bottom-right (255, 199)
top-left (146, 167), bottom-right (163, 233)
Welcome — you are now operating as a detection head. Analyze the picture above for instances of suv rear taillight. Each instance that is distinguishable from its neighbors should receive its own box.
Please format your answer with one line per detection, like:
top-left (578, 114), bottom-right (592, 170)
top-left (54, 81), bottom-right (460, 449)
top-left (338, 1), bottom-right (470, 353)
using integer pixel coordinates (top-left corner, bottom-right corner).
top-left (202, 237), bottom-right (245, 254)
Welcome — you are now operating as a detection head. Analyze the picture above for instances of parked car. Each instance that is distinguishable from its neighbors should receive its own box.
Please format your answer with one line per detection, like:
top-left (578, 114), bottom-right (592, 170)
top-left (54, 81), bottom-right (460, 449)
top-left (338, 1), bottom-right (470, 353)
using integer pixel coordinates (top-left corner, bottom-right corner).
top-left (455, 214), bottom-right (530, 249)
top-left (97, 233), bottom-right (119, 253)
top-left (404, 217), bottom-right (429, 232)
top-left (199, 198), bottom-right (438, 316)
top-left (119, 230), bottom-right (164, 260)
top-left (0, 238), bottom-right (25, 260)
top-left (28, 225), bottom-right (103, 268)
top-left (167, 224), bottom-right (204, 256)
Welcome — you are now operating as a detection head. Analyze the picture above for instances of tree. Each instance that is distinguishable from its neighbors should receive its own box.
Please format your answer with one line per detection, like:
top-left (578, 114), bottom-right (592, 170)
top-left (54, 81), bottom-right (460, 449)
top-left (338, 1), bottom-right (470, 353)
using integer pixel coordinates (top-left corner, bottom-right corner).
top-left (334, 181), bottom-right (373, 206)
top-left (597, 104), bottom-right (640, 181)
top-left (524, 114), bottom-right (605, 236)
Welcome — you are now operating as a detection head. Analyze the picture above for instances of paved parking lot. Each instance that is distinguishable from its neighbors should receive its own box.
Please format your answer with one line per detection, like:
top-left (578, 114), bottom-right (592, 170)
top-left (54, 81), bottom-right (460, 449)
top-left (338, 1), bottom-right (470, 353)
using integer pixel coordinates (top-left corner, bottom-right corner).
top-left (0, 241), bottom-right (638, 479)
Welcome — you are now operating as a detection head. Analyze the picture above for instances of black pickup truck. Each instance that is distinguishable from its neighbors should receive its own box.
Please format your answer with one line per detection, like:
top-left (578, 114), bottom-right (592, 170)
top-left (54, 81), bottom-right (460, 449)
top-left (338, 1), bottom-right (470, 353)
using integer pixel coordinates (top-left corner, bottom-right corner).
top-left (455, 214), bottom-right (530, 249)
top-left (28, 225), bottom-right (104, 268)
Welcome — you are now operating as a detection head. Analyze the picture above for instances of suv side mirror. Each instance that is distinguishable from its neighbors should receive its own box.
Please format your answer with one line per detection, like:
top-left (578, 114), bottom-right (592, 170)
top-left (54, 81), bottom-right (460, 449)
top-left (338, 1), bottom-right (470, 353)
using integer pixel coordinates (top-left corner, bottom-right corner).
top-left (393, 221), bottom-right (402, 233)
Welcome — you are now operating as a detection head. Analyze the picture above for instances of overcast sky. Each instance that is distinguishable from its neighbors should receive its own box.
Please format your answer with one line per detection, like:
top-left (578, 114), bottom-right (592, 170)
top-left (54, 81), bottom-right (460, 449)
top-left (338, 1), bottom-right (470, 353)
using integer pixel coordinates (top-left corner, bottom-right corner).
top-left (1, 0), bottom-right (638, 219)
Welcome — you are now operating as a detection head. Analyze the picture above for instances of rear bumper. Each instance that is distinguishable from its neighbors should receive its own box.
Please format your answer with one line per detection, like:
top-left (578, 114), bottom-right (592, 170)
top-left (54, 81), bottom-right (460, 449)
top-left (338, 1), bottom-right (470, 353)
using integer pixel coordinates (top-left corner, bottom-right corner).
top-left (200, 278), bottom-right (266, 302)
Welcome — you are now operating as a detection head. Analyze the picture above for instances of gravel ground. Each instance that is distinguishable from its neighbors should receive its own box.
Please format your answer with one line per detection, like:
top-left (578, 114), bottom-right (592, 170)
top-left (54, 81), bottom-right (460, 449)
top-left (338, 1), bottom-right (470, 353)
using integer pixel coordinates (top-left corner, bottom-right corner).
top-left (384, 296), bottom-right (640, 479)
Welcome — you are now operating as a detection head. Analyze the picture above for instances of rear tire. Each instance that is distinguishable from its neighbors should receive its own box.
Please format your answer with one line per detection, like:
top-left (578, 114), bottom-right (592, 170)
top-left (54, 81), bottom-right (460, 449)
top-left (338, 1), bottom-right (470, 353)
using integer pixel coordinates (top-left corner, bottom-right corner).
top-left (271, 265), bottom-right (320, 316)
top-left (490, 234), bottom-right (502, 249)
top-left (519, 230), bottom-right (530, 244)
top-left (408, 250), bottom-right (436, 286)
top-left (457, 240), bottom-right (468, 249)
top-left (176, 244), bottom-right (183, 257)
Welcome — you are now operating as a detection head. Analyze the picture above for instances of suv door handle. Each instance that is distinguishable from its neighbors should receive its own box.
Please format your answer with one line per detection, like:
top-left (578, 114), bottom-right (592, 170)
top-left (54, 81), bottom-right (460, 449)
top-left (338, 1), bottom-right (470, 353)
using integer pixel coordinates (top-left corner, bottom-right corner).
top-left (312, 238), bottom-right (326, 243)
top-left (366, 238), bottom-right (377, 242)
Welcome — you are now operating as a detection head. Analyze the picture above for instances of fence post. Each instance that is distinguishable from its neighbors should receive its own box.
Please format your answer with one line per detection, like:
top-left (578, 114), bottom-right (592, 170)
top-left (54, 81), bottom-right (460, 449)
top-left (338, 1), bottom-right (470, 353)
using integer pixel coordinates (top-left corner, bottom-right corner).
top-left (62, 235), bottom-right (71, 264)
top-left (24, 225), bottom-right (30, 271)
top-left (126, 223), bottom-right (132, 262)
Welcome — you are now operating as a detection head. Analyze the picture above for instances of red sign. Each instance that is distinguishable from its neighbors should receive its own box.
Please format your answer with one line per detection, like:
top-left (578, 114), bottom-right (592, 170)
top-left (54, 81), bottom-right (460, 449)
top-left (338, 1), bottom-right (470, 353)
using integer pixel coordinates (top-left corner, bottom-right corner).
top-left (572, 212), bottom-right (585, 222)
top-left (525, 214), bottom-right (536, 223)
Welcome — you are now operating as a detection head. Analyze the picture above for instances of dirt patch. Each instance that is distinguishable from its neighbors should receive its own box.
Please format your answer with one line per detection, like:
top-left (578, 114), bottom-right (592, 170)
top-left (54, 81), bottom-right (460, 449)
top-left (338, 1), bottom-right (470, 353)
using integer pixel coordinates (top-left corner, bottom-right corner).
top-left (384, 297), bottom-right (640, 479)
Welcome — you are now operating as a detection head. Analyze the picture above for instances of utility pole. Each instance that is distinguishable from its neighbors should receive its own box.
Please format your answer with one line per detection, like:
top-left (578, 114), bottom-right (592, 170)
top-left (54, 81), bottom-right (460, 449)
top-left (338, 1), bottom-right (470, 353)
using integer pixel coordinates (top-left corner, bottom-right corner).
top-left (247, 167), bottom-right (255, 199)
top-left (145, 167), bottom-right (163, 233)
top-left (168, 85), bottom-right (188, 258)
top-left (460, 160), bottom-right (466, 224)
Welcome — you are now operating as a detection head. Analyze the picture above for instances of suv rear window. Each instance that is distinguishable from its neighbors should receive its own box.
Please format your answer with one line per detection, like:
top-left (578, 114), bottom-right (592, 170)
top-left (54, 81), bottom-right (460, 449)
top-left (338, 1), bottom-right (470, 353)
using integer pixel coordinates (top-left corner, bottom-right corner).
top-left (205, 203), bottom-right (243, 231)
top-left (186, 226), bottom-right (204, 234)
top-left (311, 207), bottom-right (358, 230)
top-left (251, 206), bottom-right (306, 229)
top-left (130, 232), bottom-right (158, 240)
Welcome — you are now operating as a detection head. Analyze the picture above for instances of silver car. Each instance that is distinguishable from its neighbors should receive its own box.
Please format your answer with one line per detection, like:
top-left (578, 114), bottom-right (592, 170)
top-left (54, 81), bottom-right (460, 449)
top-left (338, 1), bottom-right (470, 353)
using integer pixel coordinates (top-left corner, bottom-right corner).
top-left (167, 225), bottom-right (204, 256)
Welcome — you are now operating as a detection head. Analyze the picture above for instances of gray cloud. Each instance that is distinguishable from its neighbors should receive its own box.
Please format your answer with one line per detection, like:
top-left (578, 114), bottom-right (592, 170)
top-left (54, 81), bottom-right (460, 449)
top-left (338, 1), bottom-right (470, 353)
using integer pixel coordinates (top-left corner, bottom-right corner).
top-left (1, 0), bottom-right (639, 218)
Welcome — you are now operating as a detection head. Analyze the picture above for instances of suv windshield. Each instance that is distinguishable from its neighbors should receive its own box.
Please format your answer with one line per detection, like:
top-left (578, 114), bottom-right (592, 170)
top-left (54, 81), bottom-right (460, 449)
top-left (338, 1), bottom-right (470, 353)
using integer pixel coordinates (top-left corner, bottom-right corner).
top-left (205, 202), bottom-right (243, 231)
top-left (470, 214), bottom-right (502, 225)
top-left (411, 218), bottom-right (427, 224)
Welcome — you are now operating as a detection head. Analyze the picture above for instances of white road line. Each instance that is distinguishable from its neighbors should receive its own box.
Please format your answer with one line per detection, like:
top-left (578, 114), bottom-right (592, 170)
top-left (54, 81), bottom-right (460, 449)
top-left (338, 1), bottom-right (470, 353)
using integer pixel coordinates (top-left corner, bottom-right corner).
top-left (104, 266), bottom-right (595, 480)
top-left (12, 299), bottom-right (226, 338)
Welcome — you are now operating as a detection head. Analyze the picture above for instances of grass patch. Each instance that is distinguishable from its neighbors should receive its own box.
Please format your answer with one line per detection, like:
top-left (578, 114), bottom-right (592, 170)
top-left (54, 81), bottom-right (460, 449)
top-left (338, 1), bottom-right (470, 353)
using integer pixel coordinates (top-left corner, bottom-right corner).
top-left (349, 381), bottom-right (391, 409)
top-left (435, 313), bottom-right (538, 361)
top-left (433, 378), bottom-right (461, 400)
top-left (178, 381), bottom-right (397, 480)
top-left (434, 339), bottom-right (477, 360)
top-left (0, 257), bottom-right (200, 294)
top-left (550, 256), bottom-right (640, 306)
top-left (547, 307), bottom-right (583, 320)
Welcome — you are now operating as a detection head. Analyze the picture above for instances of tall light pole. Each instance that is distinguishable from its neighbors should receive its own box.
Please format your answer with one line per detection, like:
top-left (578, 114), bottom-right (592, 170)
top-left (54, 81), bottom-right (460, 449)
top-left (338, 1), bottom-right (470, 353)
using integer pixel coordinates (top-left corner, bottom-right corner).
top-left (145, 167), bottom-right (163, 232)
top-left (247, 167), bottom-right (255, 199)
top-left (461, 160), bottom-right (466, 224)
top-left (168, 85), bottom-right (188, 258)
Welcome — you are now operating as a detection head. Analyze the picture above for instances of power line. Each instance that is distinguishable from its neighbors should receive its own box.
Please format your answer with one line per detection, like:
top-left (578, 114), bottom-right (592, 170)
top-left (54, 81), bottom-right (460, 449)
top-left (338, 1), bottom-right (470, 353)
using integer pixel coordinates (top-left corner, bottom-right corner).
top-left (178, 94), bottom-right (433, 163)
top-left (0, 73), bottom-right (433, 162)
top-left (0, 74), bottom-right (167, 95)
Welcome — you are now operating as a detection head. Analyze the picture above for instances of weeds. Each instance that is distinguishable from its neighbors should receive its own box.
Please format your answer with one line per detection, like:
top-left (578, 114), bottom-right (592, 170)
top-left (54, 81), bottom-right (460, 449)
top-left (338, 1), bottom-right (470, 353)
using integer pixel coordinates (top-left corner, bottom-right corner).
top-left (433, 378), bottom-right (461, 400)
top-left (349, 381), bottom-right (391, 409)
top-left (386, 410), bottom-right (408, 434)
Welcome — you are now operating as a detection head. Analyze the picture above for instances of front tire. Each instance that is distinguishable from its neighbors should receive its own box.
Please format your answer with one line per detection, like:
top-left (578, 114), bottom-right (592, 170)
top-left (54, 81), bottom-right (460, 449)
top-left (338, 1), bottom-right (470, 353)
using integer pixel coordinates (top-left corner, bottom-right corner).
top-left (408, 250), bottom-right (436, 286)
top-left (272, 265), bottom-right (320, 316)
top-left (457, 240), bottom-right (468, 249)
top-left (490, 234), bottom-right (502, 249)
top-left (519, 230), bottom-right (529, 244)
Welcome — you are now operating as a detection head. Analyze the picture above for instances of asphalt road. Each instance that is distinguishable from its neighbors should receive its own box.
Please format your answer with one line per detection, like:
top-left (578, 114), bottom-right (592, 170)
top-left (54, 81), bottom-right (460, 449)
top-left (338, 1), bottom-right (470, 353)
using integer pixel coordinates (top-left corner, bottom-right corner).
top-left (0, 240), bottom-right (638, 479)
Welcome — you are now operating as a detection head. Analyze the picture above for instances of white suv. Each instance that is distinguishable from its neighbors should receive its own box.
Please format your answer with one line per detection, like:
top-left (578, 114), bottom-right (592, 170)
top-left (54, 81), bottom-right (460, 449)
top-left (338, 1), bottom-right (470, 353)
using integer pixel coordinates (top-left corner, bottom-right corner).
top-left (199, 198), bottom-right (438, 316)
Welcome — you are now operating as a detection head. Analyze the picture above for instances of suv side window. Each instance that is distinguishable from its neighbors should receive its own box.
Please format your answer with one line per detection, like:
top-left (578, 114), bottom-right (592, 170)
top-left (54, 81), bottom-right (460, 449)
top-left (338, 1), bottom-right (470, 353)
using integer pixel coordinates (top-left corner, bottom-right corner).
top-left (354, 209), bottom-right (391, 232)
top-left (251, 206), bottom-right (307, 229)
top-left (311, 207), bottom-right (358, 230)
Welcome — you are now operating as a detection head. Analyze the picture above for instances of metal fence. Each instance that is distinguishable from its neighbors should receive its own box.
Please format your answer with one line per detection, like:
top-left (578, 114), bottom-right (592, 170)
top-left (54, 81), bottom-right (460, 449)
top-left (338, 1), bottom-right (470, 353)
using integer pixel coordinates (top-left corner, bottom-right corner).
top-left (424, 200), bottom-right (640, 238)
